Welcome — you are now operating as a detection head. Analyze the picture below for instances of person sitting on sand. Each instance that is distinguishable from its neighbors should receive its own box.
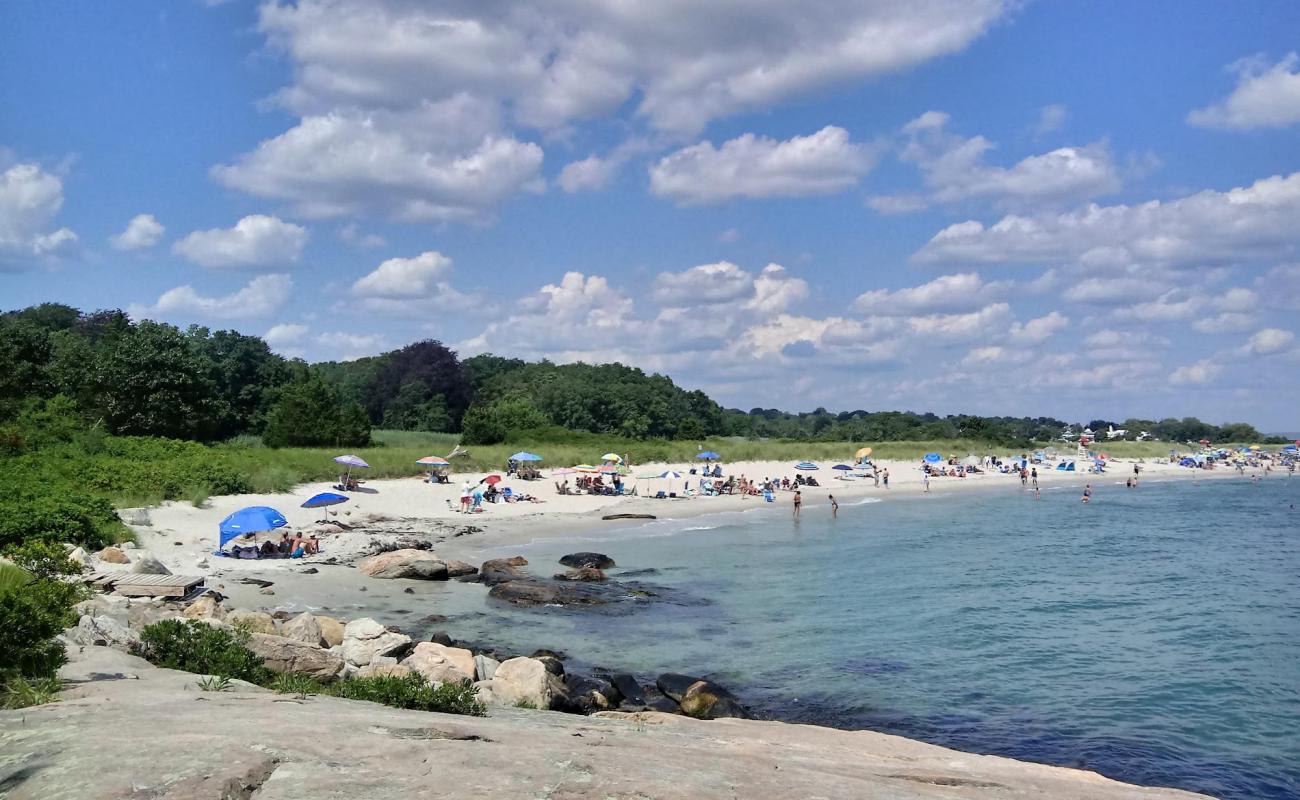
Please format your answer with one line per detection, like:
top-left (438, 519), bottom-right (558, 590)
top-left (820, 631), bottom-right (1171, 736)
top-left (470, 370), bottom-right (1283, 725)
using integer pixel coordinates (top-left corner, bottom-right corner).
top-left (259, 539), bottom-right (277, 557)
top-left (305, 534), bottom-right (319, 555)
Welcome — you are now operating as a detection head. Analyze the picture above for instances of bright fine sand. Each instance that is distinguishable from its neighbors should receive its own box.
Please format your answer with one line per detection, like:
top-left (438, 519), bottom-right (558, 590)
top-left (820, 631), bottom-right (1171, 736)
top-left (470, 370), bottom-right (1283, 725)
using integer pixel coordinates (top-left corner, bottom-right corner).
top-left (133, 456), bottom-right (1234, 577)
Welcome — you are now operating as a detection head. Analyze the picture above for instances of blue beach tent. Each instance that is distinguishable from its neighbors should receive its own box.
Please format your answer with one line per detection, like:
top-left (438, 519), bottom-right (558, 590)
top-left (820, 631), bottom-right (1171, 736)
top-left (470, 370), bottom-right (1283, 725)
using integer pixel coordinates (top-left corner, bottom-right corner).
top-left (217, 506), bottom-right (287, 549)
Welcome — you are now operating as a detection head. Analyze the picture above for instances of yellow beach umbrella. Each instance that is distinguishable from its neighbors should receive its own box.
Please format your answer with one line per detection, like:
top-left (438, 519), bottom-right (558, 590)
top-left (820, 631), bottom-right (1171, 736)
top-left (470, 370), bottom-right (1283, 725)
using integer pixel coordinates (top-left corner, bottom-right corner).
top-left (855, 446), bottom-right (873, 458)
top-left (601, 453), bottom-right (623, 462)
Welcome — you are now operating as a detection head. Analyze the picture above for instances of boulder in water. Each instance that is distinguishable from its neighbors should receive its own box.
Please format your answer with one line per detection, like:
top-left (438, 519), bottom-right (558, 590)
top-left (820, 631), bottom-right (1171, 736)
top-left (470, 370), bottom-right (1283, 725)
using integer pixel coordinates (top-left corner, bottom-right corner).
top-left (357, 549), bottom-right (448, 580)
top-left (479, 556), bottom-right (528, 586)
top-left (656, 673), bottom-right (703, 703)
top-left (679, 680), bottom-right (748, 720)
top-left (553, 567), bottom-right (606, 582)
top-left (558, 552), bottom-right (616, 569)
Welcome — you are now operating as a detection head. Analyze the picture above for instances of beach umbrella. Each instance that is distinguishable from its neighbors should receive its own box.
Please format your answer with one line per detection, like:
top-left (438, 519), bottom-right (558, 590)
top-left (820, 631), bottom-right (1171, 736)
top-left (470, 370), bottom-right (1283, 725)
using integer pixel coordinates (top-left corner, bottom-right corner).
top-left (218, 506), bottom-right (287, 549)
top-left (552, 467), bottom-right (578, 475)
top-left (510, 451), bottom-right (543, 462)
top-left (573, 464), bottom-right (598, 472)
top-left (855, 446), bottom-right (873, 459)
top-left (697, 451), bottom-right (721, 460)
top-left (1198, 439), bottom-right (1210, 445)
top-left (832, 464), bottom-right (853, 471)
top-left (659, 470), bottom-right (682, 494)
top-left (1248, 444), bottom-right (1261, 451)
top-left (416, 456), bottom-right (450, 466)
top-left (333, 454), bottom-right (370, 486)
top-left (923, 452), bottom-right (942, 464)
top-left (300, 492), bottom-right (348, 509)
top-left (601, 453), bottom-right (623, 463)
top-left (480, 474), bottom-right (503, 485)
top-left (795, 461), bottom-right (819, 471)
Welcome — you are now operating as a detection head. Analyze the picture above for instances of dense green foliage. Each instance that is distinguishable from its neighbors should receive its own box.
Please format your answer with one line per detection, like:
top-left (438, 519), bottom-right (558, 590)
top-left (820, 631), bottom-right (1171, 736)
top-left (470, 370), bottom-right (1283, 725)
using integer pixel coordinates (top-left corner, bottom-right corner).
top-left (262, 376), bottom-right (370, 448)
top-left (134, 620), bottom-right (485, 716)
top-left (0, 543), bottom-right (86, 700)
top-left (132, 619), bottom-right (273, 684)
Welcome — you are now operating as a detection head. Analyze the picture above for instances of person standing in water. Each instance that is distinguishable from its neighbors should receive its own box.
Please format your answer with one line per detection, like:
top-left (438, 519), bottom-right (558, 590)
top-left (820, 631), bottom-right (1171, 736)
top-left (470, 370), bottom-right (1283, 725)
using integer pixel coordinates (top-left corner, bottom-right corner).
top-left (828, 494), bottom-right (838, 517)
top-left (1082, 484), bottom-right (1092, 503)
top-left (882, 468), bottom-right (890, 489)
top-left (793, 489), bottom-right (802, 517)
top-left (1133, 463), bottom-right (1140, 486)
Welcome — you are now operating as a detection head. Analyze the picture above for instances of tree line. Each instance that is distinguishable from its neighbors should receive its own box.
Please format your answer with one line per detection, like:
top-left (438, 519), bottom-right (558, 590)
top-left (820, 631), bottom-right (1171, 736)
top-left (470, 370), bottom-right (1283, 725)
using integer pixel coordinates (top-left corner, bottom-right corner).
top-left (0, 303), bottom-right (1279, 451)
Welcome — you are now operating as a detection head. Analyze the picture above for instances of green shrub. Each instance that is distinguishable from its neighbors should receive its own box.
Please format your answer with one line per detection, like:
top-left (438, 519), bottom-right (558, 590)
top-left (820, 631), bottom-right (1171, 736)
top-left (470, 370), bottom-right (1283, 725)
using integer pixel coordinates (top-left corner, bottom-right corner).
top-left (247, 465), bottom-right (299, 494)
top-left (328, 674), bottom-right (485, 716)
top-left (269, 673), bottom-right (325, 697)
top-left (132, 620), bottom-right (272, 684)
top-left (0, 543), bottom-right (85, 685)
top-left (185, 484), bottom-right (212, 508)
top-left (1, 675), bottom-right (63, 709)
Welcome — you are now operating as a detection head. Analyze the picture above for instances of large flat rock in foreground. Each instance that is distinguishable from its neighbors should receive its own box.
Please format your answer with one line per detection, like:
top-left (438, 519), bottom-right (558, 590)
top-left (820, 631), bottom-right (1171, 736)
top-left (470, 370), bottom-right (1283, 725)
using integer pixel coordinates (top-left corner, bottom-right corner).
top-left (0, 647), bottom-right (1210, 800)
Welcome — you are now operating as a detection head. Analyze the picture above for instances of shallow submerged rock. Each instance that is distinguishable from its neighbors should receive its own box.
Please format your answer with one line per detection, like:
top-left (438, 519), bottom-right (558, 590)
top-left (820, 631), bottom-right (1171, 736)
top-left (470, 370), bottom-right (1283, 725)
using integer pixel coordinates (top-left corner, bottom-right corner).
top-left (679, 680), bottom-right (747, 720)
top-left (553, 567), bottom-right (606, 582)
top-left (478, 556), bottom-right (529, 586)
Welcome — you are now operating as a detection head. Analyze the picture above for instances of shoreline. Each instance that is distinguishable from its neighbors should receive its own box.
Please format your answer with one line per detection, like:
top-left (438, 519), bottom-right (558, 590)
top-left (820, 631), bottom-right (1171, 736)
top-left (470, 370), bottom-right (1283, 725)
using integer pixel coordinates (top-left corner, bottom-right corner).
top-left (127, 455), bottom-right (1242, 573)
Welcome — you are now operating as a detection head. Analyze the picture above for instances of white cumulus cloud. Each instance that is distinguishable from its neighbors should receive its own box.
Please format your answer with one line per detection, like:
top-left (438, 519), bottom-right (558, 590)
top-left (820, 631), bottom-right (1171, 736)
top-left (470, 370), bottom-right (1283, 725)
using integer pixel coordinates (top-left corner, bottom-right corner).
top-left (1189, 53), bottom-right (1300, 130)
top-left (854, 273), bottom-right (1006, 315)
top-left (173, 215), bottom-right (308, 269)
top-left (649, 126), bottom-right (875, 205)
top-left (1242, 327), bottom-right (1295, 356)
top-left (914, 170), bottom-right (1300, 268)
top-left (1169, 359), bottom-right (1222, 386)
top-left (0, 162), bottom-right (78, 264)
top-left (132, 274), bottom-right (293, 320)
top-left (110, 213), bottom-right (164, 251)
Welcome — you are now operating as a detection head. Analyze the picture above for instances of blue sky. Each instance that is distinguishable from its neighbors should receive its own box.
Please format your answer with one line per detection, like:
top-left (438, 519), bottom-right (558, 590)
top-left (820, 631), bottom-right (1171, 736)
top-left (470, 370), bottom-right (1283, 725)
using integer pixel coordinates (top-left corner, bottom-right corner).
top-left (2, 1), bottom-right (1299, 429)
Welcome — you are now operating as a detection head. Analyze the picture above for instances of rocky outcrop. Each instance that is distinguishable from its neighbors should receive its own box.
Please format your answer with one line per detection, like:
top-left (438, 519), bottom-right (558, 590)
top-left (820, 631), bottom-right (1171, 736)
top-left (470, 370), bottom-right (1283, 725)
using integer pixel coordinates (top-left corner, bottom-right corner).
top-left (565, 673), bottom-right (622, 712)
top-left (67, 615), bottom-right (139, 650)
top-left (559, 552), bottom-right (616, 569)
top-left (356, 662), bottom-right (413, 679)
top-left (280, 612), bottom-right (324, 646)
top-left (182, 594), bottom-right (225, 621)
top-left (226, 609), bottom-right (277, 635)
top-left (358, 549), bottom-right (449, 580)
top-left (128, 551), bottom-right (170, 575)
top-left (20, 646), bottom-right (1210, 800)
top-left (655, 673), bottom-right (701, 703)
top-left (473, 654), bottom-right (499, 682)
top-left (97, 546), bottom-right (129, 564)
top-left (485, 656), bottom-right (565, 709)
top-left (341, 618), bottom-right (411, 667)
top-left (245, 633), bottom-right (345, 681)
top-left (315, 615), bottom-right (345, 648)
top-left (401, 643), bottom-right (474, 684)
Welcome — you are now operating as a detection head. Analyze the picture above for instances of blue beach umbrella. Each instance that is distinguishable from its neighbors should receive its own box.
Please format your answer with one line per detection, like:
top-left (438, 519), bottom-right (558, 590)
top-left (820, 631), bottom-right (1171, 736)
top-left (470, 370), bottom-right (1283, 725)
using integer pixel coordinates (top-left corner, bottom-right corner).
top-left (697, 451), bottom-right (721, 460)
top-left (301, 492), bottom-right (348, 509)
top-left (923, 452), bottom-right (942, 463)
top-left (832, 464), bottom-right (853, 471)
top-left (218, 506), bottom-right (287, 549)
top-left (795, 461), bottom-right (819, 470)
top-left (510, 451), bottom-right (543, 462)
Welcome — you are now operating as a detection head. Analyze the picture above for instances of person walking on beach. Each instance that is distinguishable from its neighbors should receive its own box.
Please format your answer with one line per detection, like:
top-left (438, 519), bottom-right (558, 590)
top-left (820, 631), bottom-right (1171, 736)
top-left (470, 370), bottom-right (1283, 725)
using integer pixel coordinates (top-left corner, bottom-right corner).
top-left (828, 494), bottom-right (838, 517)
top-left (1082, 484), bottom-right (1092, 503)
top-left (882, 468), bottom-right (890, 489)
top-left (923, 473), bottom-right (930, 493)
top-left (1031, 467), bottom-right (1038, 488)
top-left (1020, 467), bottom-right (1028, 488)
top-left (459, 480), bottom-right (473, 513)
top-left (1133, 463), bottom-right (1140, 486)
top-left (873, 469), bottom-right (880, 488)
top-left (793, 489), bottom-right (802, 517)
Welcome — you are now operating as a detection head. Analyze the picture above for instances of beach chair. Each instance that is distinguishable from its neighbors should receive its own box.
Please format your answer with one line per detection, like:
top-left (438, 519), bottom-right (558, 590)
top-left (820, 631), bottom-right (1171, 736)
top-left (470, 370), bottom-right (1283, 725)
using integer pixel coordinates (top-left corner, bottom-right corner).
top-left (655, 490), bottom-right (666, 499)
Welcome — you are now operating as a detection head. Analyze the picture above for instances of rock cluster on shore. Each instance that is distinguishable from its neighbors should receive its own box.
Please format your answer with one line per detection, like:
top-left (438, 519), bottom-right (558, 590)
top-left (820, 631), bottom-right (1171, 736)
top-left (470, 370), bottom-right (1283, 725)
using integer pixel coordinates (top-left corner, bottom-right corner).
top-left (62, 565), bottom-right (744, 720)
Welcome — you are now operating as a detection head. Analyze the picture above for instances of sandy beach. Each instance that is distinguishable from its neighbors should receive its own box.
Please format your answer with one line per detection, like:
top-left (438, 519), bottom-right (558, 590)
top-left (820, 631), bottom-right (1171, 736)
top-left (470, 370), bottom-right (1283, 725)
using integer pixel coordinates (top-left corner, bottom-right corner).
top-left (128, 455), bottom-right (1238, 579)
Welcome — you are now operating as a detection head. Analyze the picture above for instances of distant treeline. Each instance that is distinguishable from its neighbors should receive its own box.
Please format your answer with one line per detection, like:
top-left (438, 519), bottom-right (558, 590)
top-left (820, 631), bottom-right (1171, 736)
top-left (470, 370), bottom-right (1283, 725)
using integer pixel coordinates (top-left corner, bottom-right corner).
top-left (1, 303), bottom-right (1280, 451)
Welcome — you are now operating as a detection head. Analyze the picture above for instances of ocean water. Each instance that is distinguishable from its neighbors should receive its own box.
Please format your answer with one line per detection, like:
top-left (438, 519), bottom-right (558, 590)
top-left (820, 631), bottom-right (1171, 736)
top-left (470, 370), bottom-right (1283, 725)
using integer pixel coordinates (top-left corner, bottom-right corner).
top-left (381, 477), bottom-right (1300, 799)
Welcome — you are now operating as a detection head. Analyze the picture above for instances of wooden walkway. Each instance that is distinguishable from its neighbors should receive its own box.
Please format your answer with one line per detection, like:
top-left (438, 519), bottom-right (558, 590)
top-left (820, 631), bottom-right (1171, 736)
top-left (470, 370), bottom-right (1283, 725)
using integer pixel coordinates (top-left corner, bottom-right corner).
top-left (84, 570), bottom-right (205, 598)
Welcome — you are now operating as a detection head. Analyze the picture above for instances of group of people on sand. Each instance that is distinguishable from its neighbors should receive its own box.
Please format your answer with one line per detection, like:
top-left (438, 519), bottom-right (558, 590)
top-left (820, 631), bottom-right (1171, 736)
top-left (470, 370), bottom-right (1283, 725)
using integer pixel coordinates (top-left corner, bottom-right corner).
top-left (230, 531), bottom-right (318, 559)
top-left (456, 479), bottom-right (544, 513)
top-left (556, 474), bottom-right (624, 496)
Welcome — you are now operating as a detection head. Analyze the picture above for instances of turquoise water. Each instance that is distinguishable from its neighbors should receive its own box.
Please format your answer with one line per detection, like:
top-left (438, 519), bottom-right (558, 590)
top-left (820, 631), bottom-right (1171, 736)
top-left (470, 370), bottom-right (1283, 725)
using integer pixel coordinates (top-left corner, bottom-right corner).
top-left (383, 477), bottom-right (1299, 799)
